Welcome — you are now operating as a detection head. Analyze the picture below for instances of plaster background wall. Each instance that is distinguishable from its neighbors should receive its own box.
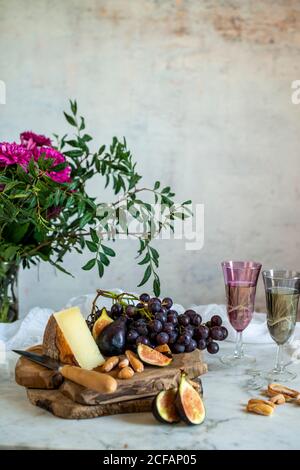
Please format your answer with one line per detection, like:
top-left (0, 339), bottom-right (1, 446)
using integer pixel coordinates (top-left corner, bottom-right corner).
top-left (1, 0), bottom-right (300, 314)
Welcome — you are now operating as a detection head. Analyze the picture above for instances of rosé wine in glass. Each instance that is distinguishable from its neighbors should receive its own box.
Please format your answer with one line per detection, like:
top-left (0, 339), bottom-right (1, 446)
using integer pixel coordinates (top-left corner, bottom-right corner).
top-left (221, 261), bottom-right (261, 367)
top-left (226, 281), bottom-right (257, 332)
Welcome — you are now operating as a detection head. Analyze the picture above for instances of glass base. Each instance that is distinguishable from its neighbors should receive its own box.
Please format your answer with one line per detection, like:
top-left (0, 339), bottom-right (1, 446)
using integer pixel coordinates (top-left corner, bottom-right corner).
top-left (220, 354), bottom-right (256, 367)
top-left (244, 369), bottom-right (266, 390)
top-left (266, 368), bottom-right (297, 383)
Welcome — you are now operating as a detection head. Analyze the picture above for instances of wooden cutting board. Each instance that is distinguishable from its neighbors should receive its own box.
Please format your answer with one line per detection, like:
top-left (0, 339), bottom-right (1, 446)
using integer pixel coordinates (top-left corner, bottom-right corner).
top-left (27, 388), bottom-right (154, 419)
top-left (61, 349), bottom-right (206, 405)
top-left (15, 344), bottom-right (207, 418)
top-left (15, 345), bottom-right (64, 389)
top-left (16, 345), bottom-right (207, 403)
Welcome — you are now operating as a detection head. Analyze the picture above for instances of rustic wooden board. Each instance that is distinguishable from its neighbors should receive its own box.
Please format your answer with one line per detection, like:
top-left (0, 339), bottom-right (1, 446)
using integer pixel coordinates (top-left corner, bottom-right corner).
top-left (61, 349), bottom-right (207, 405)
top-left (15, 345), bottom-right (64, 389)
top-left (27, 388), bottom-right (153, 419)
top-left (15, 345), bottom-right (207, 407)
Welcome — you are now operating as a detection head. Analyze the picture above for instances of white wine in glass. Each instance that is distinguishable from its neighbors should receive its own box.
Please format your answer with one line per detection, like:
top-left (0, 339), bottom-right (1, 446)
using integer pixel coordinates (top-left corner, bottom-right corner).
top-left (263, 270), bottom-right (300, 382)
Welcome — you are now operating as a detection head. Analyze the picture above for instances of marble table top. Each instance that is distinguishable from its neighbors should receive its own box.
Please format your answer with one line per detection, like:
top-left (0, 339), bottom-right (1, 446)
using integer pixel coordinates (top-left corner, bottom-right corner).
top-left (1, 342), bottom-right (300, 450)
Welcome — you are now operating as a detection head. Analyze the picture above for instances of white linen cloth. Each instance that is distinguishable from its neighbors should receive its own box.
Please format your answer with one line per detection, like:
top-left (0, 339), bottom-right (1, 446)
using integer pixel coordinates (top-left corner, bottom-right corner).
top-left (1, 291), bottom-right (300, 362)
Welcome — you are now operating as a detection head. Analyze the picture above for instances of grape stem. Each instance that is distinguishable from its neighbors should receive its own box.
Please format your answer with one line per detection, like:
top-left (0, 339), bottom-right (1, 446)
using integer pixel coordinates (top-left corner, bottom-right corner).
top-left (91, 289), bottom-right (138, 315)
top-left (91, 289), bottom-right (153, 320)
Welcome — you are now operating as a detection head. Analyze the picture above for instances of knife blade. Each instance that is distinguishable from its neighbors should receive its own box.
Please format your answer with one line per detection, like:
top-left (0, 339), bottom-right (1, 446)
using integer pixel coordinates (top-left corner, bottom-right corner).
top-left (13, 350), bottom-right (117, 394)
top-left (13, 349), bottom-right (63, 370)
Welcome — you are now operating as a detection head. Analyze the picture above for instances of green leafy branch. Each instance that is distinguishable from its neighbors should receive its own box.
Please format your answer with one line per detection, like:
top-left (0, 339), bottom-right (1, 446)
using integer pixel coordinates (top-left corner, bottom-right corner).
top-left (0, 99), bottom-right (192, 296)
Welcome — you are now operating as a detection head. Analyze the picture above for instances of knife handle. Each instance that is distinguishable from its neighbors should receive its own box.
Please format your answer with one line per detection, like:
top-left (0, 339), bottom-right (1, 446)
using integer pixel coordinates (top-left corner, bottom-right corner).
top-left (60, 365), bottom-right (117, 394)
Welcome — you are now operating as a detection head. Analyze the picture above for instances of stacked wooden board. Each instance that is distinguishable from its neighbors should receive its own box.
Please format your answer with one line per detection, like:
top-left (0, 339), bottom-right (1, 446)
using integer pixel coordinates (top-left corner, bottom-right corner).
top-left (15, 345), bottom-right (207, 419)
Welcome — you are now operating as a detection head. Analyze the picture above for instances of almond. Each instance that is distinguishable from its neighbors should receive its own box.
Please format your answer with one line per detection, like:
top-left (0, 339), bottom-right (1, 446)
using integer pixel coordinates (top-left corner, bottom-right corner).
top-left (118, 366), bottom-right (135, 380)
top-left (119, 357), bottom-right (129, 369)
top-left (125, 350), bottom-right (144, 373)
top-left (269, 394), bottom-right (285, 405)
top-left (247, 401), bottom-right (274, 416)
top-left (248, 398), bottom-right (275, 408)
top-left (268, 383), bottom-right (299, 400)
top-left (101, 356), bottom-right (119, 373)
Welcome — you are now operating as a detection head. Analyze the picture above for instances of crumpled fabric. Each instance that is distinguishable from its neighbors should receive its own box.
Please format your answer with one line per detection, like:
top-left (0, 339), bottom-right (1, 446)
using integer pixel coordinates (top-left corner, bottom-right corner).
top-left (1, 290), bottom-right (300, 361)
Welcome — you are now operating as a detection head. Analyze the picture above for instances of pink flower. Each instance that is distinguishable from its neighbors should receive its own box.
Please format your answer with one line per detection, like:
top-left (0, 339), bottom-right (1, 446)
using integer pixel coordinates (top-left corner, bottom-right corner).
top-left (0, 140), bottom-right (71, 184)
top-left (0, 142), bottom-right (32, 168)
top-left (20, 131), bottom-right (52, 149)
top-left (36, 146), bottom-right (71, 183)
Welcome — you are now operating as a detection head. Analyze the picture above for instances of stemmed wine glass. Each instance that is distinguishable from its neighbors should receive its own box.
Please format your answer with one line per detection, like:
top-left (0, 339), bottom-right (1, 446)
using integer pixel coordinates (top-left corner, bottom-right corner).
top-left (221, 261), bottom-right (262, 366)
top-left (262, 270), bottom-right (300, 382)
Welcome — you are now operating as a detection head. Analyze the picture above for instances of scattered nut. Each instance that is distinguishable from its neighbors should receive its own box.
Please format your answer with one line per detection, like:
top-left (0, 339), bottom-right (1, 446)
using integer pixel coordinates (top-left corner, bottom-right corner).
top-left (118, 366), bottom-right (135, 380)
top-left (125, 350), bottom-right (144, 373)
top-left (248, 398), bottom-right (275, 408)
top-left (247, 400), bottom-right (274, 416)
top-left (268, 383), bottom-right (299, 400)
top-left (248, 383), bottom-right (300, 417)
top-left (119, 357), bottom-right (129, 369)
top-left (269, 394), bottom-right (286, 405)
top-left (101, 356), bottom-right (119, 373)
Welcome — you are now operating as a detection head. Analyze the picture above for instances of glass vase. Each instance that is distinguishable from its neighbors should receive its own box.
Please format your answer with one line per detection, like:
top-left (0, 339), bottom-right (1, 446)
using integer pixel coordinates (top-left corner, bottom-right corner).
top-left (0, 262), bottom-right (19, 322)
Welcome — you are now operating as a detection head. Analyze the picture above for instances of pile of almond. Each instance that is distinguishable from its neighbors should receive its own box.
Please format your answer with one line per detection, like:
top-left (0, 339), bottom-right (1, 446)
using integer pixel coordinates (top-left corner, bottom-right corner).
top-left (247, 383), bottom-right (300, 416)
top-left (99, 350), bottom-right (144, 379)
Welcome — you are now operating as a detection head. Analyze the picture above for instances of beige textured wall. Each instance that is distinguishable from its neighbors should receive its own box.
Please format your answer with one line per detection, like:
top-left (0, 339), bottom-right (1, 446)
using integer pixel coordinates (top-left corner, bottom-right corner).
top-left (1, 0), bottom-right (300, 314)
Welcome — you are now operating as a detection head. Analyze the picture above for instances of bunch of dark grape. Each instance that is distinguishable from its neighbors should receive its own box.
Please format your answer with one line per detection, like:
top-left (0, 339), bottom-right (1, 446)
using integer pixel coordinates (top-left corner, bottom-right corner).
top-left (110, 293), bottom-right (228, 355)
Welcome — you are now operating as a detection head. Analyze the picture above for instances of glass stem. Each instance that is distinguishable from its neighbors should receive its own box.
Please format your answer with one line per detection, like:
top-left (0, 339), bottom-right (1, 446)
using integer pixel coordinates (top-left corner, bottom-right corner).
top-left (234, 331), bottom-right (244, 359)
top-left (274, 344), bottom-right (284, 373)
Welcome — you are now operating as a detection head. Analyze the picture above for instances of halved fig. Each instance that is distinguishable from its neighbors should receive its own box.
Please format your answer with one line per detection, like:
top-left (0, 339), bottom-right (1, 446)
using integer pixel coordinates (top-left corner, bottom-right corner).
top-left (155, 344), bottom-right (172, 358)
top-left (152, 389), bottom-right (180, 424)
top-left (176, 372), bottom-right (205, 425)
top-left (92, 308), bottom-right (113, 340)
top-left (137, 344), bottom-right (172, 367)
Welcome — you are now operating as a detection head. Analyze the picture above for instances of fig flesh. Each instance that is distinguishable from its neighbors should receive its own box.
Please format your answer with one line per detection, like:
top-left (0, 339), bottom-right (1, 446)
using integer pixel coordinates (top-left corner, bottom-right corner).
top-left (152, 389), bottom-right (180, 424)
top-left (155, 344), bottom-right (172, 358)
top-left (176, 372), bottom-right (205, 425)
top-left (137, 344), bottom-right (172, 367)
top-left (92, 308), bottom-right (113, 340)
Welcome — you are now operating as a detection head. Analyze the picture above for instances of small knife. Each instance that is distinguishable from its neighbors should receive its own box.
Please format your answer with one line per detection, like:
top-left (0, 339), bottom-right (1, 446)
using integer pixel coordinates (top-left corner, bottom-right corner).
top-left (13, 350), bottom-right (117, 394)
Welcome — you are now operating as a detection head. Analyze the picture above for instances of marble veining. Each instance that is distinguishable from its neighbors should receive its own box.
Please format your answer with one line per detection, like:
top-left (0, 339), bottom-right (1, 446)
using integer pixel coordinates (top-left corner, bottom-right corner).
top-left (0, 343), bottom-right (299, 450)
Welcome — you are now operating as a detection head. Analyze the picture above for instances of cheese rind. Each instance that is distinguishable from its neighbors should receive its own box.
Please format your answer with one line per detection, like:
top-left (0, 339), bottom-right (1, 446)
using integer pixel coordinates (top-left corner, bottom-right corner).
top-left (53, 307), bottom-right (105, 369)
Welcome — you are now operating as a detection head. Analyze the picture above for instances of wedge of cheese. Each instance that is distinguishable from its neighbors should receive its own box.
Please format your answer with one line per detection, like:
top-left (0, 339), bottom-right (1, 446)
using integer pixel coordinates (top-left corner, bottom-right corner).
top-left (43, 306), bottom-right (105, 369)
